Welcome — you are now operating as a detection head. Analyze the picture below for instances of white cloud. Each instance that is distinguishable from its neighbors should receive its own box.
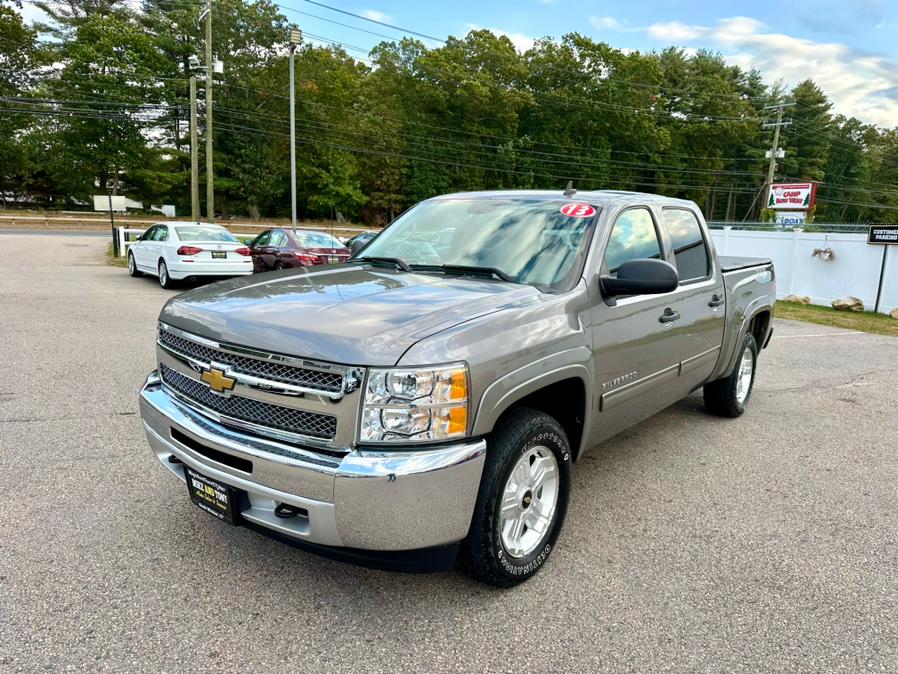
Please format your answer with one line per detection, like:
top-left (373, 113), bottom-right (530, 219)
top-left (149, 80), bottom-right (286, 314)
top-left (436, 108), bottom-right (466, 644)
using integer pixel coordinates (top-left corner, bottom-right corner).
top-left (589, 16), bottom-right (625, 31)
top-left (465, 23), bottom-right (535, 52)
top-left (645, 20), bottom-right (706, 42)
top-left (361, 9), bottom-right (392, 24)
top-left (641, 16), bottom-right (898, 127)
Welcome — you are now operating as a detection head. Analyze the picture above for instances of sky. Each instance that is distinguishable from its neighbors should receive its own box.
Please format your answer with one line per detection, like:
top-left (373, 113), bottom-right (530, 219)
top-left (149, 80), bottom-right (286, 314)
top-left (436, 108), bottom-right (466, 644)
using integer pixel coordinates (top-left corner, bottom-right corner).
top-left (18, 0), bottom-right (898, 127)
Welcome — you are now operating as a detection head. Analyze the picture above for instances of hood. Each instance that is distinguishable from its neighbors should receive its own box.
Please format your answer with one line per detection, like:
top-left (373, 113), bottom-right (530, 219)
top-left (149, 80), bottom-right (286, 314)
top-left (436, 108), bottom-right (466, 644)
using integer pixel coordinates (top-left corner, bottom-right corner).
top-left (160, 264), bottom-right (540, 365)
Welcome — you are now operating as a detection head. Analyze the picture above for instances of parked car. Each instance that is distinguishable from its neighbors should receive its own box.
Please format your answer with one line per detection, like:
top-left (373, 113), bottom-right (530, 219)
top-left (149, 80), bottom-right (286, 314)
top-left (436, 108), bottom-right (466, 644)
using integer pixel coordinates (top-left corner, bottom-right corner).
top-left (128, 222), bottom-right (253, 288)
top-left (139, 189), bottom-right (775, 586)
top-left (345, 231), bottom-right (377, 255)
top-left (249, 228), bottom-right (351, 272)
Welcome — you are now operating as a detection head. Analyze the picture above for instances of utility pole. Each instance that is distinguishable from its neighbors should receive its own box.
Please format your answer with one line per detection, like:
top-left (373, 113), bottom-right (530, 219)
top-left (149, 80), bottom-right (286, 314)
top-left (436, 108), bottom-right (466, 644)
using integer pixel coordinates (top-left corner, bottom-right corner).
top-left (189, 75), bottom-right (200, 222)
top-left (204, 0), bottom-right (214, 223)
top-left (762, 102), bottom-right (793, 210)
top-left (288, 27), bottom-right (302, 233)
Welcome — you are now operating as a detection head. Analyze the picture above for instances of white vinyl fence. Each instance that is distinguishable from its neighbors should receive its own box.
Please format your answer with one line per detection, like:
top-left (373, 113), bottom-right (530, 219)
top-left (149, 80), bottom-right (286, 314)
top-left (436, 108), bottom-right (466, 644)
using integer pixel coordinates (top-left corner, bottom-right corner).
top-left (710, 227), bottom-right (897, 315)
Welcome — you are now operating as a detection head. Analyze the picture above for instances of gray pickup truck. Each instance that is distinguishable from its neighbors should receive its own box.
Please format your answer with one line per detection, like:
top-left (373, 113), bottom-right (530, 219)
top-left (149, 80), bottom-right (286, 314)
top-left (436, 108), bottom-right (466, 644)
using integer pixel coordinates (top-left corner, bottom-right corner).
top-left (139, 189), bottom-right (775, 586)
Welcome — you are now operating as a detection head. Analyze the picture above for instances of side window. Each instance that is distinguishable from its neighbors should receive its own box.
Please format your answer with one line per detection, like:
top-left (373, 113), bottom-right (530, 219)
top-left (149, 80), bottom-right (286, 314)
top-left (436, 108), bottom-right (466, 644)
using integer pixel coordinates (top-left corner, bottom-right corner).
top-left (663, 209), bottom-right (710, 281)
top-left (254, 230), bottom-right (271, 246)
top-left (155, 226), bottom-right (169, 242)
top-left (141, 225), bottom-right (157, 241)
top-left (603, 208), bottom-right (663, 275)
top-left (271, 231), bottom-right (288, 247)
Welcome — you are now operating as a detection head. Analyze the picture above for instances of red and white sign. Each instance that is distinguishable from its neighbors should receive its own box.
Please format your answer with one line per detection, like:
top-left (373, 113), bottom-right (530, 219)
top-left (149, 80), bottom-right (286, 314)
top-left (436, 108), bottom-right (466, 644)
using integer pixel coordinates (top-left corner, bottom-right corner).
top-left (560, 202), bottom-right (596, 218)
top-left (768, 183), bottom-right (817, 210)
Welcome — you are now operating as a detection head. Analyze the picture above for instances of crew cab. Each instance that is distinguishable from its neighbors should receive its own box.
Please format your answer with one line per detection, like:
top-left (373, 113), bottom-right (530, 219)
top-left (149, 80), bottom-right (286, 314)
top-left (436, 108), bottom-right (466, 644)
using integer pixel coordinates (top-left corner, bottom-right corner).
top-left (138, 190), bottom-right (775, 586)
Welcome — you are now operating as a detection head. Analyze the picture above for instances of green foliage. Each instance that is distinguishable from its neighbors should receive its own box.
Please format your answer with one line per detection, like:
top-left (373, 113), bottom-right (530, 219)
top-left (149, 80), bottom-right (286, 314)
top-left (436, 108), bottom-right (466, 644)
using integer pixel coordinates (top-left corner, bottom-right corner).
top-left (1, 2), bottom-right (897, 224)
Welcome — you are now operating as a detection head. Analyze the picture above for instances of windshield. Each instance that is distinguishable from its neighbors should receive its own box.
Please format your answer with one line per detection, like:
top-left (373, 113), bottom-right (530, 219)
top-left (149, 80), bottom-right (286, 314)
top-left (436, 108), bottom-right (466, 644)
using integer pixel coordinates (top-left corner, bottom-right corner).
top-left (176, 226), bottom-right (238, 243)
top-left (296, 232), bottom-right (345, 248)
top-left (357, 198), bottom-right (599, 289)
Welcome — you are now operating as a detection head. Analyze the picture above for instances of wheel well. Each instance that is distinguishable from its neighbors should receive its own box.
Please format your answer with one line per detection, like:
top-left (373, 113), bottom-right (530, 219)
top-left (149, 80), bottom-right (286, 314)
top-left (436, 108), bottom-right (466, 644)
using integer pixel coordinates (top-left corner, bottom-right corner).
top-left (493, 377), bottom-right (586, 461)
top-left (748, 310), bottom-right (771, 348)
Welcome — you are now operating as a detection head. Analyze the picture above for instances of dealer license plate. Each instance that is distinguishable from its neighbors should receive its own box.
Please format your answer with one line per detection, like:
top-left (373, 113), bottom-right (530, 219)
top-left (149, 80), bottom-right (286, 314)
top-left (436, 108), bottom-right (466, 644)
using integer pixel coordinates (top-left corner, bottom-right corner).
top-left (211, 251), bottom-right (227, 259)
top-left (184, 466), bottom-right (241, 524)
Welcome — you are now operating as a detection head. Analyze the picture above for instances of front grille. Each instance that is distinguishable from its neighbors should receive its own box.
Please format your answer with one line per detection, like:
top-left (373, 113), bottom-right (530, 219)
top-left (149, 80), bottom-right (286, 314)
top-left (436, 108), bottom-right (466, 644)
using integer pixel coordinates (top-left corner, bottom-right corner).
top-left (159, 329), bottom-right (343, 393)
top-left (160, 364), bottom-right (337, 440)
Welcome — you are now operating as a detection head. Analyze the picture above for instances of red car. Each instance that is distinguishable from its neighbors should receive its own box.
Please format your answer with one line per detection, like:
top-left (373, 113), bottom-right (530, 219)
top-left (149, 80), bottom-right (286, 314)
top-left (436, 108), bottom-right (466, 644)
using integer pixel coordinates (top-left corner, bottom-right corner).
top-left (249, 228), bottom-right (351, 272)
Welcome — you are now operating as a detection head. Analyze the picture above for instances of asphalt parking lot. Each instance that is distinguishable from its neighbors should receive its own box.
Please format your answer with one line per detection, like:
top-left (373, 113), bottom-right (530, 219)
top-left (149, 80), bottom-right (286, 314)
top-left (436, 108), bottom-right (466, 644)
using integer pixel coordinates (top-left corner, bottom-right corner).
top-left (1, 232), bottom-right (897, 673)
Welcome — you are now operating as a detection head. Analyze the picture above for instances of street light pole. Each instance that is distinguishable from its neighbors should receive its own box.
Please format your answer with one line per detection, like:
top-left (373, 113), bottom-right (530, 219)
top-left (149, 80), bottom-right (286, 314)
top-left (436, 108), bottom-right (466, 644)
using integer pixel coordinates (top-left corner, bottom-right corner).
top-left (189, 75), bottom-right (200, 222)
top-left (289, 27), bottom-right (301, 234)
top-left (205, 0), bottom-right (214, 223)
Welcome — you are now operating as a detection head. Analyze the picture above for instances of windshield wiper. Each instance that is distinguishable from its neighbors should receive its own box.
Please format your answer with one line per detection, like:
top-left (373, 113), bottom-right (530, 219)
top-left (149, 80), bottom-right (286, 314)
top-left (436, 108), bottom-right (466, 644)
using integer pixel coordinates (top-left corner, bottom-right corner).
top-left (357, 256), bottom-right (412, 272)
top-left (411, 264), bottom-right (516, 283)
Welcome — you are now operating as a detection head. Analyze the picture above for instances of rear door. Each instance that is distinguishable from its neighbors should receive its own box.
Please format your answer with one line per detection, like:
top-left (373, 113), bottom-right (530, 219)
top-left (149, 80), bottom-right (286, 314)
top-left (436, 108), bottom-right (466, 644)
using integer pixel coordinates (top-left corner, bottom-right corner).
top-left (658, 207), bottom-right (726, 394)
top-left (589, 206), bottom-right (685, 443)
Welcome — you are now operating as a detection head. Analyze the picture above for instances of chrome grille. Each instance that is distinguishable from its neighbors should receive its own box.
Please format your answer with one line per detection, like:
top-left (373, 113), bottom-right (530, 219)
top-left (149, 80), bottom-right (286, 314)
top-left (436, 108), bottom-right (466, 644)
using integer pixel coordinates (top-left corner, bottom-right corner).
top-left (158, 328), bottom-right (343, 393)
top-left (159, 364), bottom-right (337, 440)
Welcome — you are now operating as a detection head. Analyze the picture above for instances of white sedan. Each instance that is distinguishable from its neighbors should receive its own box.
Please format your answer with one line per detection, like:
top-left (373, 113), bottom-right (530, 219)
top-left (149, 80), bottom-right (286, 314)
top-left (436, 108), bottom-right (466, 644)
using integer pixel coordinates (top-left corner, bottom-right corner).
top-left (128, 222), bottom-right (254, 288)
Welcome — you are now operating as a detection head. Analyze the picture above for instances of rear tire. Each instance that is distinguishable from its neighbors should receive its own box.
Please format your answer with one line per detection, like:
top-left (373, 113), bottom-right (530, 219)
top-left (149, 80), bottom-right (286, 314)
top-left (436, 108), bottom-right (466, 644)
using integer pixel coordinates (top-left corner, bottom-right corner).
top-left (459, 407), bottom-right (571, 587)
top-left (704, 333), bottom-right (758, 418)
top-left (158, 259), bottom-right (176, 289)
top-left (127, 252), bottom-right (142, 277)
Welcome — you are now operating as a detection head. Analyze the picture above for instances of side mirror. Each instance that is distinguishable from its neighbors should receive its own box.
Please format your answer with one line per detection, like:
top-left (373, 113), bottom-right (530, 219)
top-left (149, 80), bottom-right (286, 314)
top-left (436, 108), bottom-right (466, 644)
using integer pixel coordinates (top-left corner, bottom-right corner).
top-left (349, 238), bottom-right (368, 256)
top-left (600, 258), bottom-right (679, 298)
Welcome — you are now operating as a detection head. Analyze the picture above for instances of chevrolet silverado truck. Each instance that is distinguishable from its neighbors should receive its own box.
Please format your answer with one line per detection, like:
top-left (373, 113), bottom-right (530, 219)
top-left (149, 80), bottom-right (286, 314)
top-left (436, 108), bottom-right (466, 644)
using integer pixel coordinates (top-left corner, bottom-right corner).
top-left (139, 189), bottom-right (775, 586)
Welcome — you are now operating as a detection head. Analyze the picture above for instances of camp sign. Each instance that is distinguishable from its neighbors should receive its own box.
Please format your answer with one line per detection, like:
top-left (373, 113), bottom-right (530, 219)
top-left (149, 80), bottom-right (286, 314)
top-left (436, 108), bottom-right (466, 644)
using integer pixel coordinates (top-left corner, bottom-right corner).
top-left (768, 183), bottom-right (817, 210)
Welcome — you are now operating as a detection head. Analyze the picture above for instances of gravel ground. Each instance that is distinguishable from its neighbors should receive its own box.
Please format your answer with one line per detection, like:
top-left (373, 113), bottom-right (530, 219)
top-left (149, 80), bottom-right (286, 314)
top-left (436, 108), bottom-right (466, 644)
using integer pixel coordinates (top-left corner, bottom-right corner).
top-left (1, 233), bottom-right (896, 673)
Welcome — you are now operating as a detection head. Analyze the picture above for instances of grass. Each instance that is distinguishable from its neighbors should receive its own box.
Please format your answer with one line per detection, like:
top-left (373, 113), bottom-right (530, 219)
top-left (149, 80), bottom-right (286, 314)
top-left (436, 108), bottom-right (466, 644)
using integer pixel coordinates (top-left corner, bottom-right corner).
top-left (775, 300), bottom-right (898, 337)
top-left (106, 242), bottom-right (128, 267)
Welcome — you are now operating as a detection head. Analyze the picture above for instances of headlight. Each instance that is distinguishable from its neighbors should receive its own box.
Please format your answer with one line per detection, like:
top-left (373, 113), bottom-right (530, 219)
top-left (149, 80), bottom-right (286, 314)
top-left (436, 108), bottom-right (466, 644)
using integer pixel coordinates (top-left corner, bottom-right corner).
top-left (359, 364), bottom-right (469, 443)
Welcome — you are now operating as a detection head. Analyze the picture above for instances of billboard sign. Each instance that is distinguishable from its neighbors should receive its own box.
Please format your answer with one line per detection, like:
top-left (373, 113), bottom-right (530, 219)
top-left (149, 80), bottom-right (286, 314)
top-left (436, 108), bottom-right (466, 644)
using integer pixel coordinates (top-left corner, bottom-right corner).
top-left (93, 195), bottom-right (127, 212)
top-left (768, 183), bottom-right (816, 210)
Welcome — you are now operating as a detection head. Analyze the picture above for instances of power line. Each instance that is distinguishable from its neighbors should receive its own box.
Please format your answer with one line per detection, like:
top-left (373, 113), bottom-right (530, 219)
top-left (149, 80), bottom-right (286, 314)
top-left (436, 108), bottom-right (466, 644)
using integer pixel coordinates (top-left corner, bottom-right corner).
top-left (299, 0), bottom-right (445, 43)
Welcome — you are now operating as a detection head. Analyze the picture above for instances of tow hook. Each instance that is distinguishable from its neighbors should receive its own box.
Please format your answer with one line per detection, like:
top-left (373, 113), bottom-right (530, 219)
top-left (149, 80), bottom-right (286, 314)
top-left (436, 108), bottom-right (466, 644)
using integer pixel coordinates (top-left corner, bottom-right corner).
top-left (274, 503), bottom-right (305, 519)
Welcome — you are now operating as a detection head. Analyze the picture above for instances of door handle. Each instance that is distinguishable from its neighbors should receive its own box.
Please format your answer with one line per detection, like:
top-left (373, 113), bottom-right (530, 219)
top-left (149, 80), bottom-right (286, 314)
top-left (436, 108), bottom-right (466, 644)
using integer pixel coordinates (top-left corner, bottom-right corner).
top-left (708, 294), bottom-right (724, 307)
top-left (659, 308), bottom-right (681, 323)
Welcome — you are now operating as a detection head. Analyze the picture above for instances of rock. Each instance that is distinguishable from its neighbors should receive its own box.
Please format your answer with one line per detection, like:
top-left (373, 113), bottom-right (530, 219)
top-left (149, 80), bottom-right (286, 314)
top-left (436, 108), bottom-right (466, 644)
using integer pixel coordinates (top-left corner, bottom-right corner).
top-left (890, 307), bottom-right (898, 320)
top-left (832, 296), bottom-right (865, 312)
top-left (783, 294), bottom-right (811, 305)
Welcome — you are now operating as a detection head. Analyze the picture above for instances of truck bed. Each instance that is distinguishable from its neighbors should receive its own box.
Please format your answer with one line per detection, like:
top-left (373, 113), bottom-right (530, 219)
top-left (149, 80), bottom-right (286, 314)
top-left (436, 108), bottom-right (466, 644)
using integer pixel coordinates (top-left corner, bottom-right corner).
top-left (719, 255), bottom-right (773, 273)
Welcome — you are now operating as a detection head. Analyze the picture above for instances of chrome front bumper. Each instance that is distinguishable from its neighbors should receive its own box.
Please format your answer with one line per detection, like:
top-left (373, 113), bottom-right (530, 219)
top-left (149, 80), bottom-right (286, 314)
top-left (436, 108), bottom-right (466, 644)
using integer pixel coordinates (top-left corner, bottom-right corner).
top-left (139, 373), bottom-right (487, 551)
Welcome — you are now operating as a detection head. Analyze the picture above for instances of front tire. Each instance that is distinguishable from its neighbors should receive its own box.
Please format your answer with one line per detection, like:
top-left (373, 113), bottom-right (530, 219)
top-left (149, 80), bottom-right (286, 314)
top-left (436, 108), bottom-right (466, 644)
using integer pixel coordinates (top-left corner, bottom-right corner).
top-left (127, 252), bottom-right (142, 277)
top-left (459, 407), bottom-right (571, 587)
top-left (158, 259), bottom-right (175, 289)
top-left (703, 333), bottom-right (758, 417)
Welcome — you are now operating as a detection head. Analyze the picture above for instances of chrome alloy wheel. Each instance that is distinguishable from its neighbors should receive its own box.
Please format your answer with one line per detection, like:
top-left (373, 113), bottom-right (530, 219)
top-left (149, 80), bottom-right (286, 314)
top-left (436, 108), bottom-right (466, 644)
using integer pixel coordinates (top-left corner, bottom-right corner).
top-left (159, 261), bottom-right (168, 286)
top-left (128, 254), bottom-right (135, 275)
top-left (499, 445), bottom-right (560, 558)
top-left (735, 348), bottom-right (755, 405)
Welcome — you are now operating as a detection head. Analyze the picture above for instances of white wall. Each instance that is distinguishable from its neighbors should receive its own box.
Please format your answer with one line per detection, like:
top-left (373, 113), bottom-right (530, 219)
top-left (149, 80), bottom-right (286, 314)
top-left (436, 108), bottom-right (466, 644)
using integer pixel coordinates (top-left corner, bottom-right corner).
top-left (710, 228), bottom-right (897, 315)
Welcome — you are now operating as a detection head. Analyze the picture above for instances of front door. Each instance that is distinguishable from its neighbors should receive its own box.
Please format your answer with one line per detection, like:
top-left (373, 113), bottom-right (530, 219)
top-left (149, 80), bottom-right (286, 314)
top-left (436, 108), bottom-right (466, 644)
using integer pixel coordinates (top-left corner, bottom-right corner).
top-left (589, 207), bottom-right (685, 444)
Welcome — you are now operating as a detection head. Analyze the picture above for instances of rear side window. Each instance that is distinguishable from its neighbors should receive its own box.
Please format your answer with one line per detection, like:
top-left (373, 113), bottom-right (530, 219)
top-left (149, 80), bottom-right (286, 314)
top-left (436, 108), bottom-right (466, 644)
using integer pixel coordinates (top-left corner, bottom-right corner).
top-left (154, 226), bottom-right (169, 242)
top-left (604, 208), bottom-right (663, 275)
top-left (663, 209), bottom-right (710, 281)
top-left (271, 231), bottom-right (288, 247)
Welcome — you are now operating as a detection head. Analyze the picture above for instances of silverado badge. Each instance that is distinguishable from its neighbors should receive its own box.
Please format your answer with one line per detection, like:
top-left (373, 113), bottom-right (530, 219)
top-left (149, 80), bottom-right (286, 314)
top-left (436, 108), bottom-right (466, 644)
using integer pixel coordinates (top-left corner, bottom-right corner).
top-left (200, 367), bottom-right (237, 395)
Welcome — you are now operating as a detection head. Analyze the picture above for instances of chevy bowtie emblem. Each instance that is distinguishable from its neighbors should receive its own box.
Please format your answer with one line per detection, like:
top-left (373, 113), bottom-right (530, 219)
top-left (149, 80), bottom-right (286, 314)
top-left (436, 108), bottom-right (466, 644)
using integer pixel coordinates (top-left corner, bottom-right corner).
top-left (201, 367), bottom-right (236, 394)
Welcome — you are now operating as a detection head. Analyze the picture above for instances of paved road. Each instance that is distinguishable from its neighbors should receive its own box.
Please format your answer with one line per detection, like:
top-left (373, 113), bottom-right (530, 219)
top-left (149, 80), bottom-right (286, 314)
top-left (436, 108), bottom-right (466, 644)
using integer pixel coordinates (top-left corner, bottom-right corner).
top-left (2, 234), bottom-right (897, 673)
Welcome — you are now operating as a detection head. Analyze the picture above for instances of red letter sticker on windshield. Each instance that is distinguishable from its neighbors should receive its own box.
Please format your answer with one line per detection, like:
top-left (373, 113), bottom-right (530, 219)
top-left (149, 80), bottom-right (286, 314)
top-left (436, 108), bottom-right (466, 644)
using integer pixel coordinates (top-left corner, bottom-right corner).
top-left (560, 203), bottom-right (596, 218)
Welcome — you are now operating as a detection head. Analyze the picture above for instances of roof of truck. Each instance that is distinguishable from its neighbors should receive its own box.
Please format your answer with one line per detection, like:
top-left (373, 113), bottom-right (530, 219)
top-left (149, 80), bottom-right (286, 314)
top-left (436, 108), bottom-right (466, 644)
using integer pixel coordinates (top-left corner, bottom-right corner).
top-left (430, 189), bottom-right (698, 209)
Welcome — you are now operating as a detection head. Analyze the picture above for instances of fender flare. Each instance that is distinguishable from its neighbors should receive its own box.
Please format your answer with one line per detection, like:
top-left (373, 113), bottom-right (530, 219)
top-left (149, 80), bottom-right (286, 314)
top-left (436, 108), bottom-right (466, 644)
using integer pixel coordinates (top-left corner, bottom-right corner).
top-left (472, 346), bottom-right (593, 458)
